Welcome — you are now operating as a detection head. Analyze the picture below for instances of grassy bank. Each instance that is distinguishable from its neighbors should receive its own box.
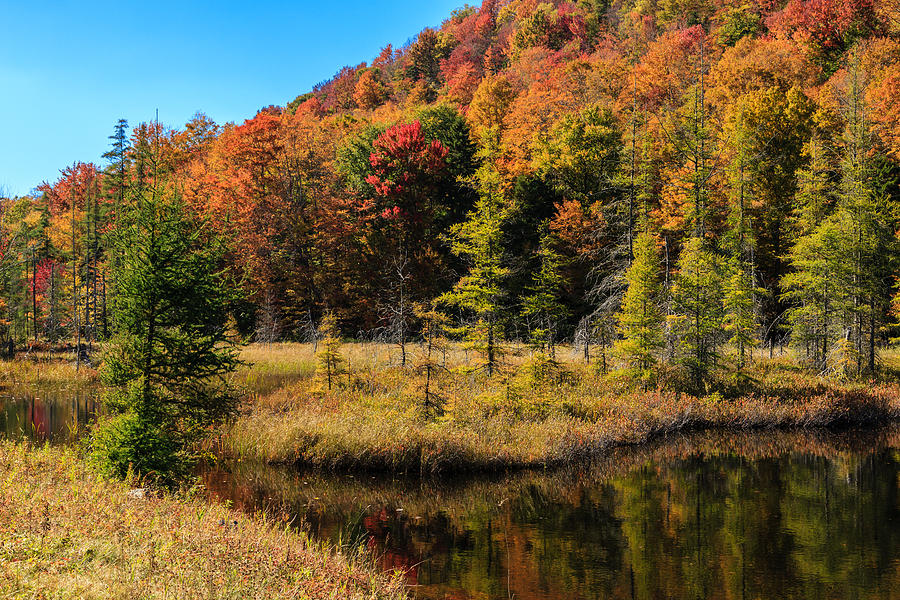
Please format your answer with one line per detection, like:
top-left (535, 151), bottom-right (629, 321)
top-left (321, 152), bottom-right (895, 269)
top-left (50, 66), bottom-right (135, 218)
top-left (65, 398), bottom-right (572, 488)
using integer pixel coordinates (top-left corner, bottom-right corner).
top-left (213, 426), bottom-right (900, 526)
top-left (0, 349), bottom-right (99, 393)
top-left (225, 343), bottom-right (900, 474)
top-left (0, 442), bottom-right (406, 599)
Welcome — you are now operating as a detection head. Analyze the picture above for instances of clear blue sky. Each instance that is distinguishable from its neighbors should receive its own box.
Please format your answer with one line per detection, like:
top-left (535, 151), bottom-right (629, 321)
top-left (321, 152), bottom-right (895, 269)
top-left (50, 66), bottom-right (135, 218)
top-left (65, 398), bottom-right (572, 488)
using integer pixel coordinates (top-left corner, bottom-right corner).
top-left (0, 0), bottom-right (465, 197)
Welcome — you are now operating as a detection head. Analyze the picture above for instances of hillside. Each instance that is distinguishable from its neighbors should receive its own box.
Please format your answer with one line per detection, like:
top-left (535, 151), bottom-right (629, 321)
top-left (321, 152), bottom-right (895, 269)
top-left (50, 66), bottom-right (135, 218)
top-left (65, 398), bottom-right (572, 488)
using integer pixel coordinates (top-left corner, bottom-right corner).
top-left (4, 0), bottom-right (900, 379)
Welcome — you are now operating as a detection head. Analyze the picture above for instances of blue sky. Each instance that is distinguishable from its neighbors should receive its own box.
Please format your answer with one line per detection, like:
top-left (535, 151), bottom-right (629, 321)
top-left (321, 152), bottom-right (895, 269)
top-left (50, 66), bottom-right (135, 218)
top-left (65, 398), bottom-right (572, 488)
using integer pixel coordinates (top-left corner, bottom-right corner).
top-left (0, 0), bottom-right (465, 197)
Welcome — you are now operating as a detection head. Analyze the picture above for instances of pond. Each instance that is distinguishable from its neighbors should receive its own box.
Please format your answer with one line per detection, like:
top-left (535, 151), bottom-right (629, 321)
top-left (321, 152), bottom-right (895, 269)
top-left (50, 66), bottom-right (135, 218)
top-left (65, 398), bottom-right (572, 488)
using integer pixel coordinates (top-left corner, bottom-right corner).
top-left (6, 393), bottom-right (900, 599)
top-left (204, 429), bottom-right (900, 600)
top-left (0, 389), bottom-right (99, 443)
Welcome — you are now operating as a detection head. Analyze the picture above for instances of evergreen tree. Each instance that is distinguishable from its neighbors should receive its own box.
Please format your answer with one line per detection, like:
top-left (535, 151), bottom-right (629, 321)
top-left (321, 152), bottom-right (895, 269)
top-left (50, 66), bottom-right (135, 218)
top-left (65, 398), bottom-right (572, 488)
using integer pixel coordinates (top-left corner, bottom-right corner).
top-left (792, 135), bottom-right (835, 237)
top-left (668, 236), bottom-right (724, 389)
top-left (614, 227), bottom-right (664, 375)
top-left (440, 158), bottom-right (509, 376)
top-left (92, 173), bottom-right (242, 484)
top-left (102, 118), bottom-right (130, 209)
top-left (413, 301), bottom-right (450, 419)
top-left (783, 215), bottom-right (850, 372)
top-left (315, 312), bottom-right (346, 391)
top-left (784, 56), bottom-right (898, 377)
top-left (723, 114), bottom-right (761, 371)
top-left (835, 58), bottom-right (897, 376)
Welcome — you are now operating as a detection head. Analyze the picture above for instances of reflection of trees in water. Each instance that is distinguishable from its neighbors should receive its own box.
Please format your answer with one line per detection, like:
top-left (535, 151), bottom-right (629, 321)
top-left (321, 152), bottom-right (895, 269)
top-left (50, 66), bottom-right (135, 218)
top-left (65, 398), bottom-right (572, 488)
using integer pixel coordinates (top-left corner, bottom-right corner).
top-left (204, 427), bottom-right (900, 600)
top-left (0, 391), bottom-right (99, 442)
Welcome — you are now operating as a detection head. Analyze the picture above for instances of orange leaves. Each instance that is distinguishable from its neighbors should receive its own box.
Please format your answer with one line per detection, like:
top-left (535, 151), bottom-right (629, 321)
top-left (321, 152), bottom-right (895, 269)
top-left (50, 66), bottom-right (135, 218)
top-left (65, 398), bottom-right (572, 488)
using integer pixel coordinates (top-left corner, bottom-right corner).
top-left (38, 162), bottom-right (101, 218)
top-left (353, 69), bottom-right (390, 110)
top-left (766, 0), bottom-right (885, 51)
top-left (868, 66), bottom-right (900, 159)
top-left (634, 26), bottom-right (714, 110)
top-left (549, 199), bottom-right (604, 258)
top-left (709, 37), bottom-right (821, 110)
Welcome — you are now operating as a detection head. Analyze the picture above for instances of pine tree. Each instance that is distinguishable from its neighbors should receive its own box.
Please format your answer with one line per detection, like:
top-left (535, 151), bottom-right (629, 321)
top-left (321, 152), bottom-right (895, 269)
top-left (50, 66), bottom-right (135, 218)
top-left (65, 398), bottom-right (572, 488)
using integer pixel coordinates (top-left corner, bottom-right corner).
top-left (783, 215), bottom-right (850, 373)
top-left (668, 236), bottom-right (724, 389)
top-left (102, 118), bottom-right (130, 216)
top-left (836, 57), bottom-right (897, 376)
top-left (92, 172), bottom-right (242, 484)
top-left (413, 301), bottom-right (450, 419)
top-left (792, 135), bottom-right (834, 237)
top-left (784, 55), bottom-right (898, 377)
top-left (722, 114), bottom-right (761, 371)
top-left (315, 312), bottom-right (346, 391)
top-left (101, 118), bottom-right (131, 339)
top-left (614, 227), bottom-right (663, 376)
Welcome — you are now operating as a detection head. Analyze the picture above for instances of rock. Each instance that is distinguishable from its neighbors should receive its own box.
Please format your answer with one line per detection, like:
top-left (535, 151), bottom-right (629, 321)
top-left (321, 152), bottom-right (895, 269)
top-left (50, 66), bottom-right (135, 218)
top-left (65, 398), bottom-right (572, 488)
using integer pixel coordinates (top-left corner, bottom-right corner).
top-left (127, 488), bottom-right (147, 500)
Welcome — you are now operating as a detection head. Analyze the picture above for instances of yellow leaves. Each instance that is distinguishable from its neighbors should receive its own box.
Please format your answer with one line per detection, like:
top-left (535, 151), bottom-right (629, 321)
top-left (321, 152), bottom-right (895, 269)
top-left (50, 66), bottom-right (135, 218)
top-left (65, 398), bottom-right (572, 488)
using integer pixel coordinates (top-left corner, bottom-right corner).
top-left (709, 37), bottom-right (820, 110)
top-left (468, 75), bottom-right (517, 135)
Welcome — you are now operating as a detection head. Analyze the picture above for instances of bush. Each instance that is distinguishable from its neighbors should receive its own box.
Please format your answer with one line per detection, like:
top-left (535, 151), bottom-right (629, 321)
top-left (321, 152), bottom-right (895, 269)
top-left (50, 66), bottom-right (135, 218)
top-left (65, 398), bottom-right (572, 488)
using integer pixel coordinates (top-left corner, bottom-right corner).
top-left (91, 412), bottom-right (190, 486)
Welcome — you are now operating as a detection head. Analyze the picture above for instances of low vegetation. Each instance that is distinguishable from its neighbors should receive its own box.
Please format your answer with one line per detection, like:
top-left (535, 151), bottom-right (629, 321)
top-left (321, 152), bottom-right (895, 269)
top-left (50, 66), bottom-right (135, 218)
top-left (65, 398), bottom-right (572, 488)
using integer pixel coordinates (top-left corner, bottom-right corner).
top-left (0, 349), bottom-right (99, 392)
top-left (225, 342), bottom-right (900, 474)
top-left (0, 441), bottom-right (406, 600)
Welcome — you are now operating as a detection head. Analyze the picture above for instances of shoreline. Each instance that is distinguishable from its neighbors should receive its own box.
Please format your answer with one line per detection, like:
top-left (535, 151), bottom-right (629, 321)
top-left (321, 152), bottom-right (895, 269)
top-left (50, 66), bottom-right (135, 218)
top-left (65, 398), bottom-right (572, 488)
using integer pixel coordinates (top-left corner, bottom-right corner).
top-left (0, 442), bottom-right (406, 599)
top-left (226, 379), bottom-right (900, 475)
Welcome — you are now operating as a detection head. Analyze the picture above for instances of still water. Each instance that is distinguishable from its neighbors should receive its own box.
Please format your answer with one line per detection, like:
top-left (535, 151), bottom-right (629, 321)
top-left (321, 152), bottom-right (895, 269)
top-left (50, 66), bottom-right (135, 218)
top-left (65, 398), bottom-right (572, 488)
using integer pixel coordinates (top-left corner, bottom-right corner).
top-left (6, 395), bottom-right (900, 599)
top-left (205, 429), bottom-right (900, 600)
top-left (0, 390), bottom-right (99, 443)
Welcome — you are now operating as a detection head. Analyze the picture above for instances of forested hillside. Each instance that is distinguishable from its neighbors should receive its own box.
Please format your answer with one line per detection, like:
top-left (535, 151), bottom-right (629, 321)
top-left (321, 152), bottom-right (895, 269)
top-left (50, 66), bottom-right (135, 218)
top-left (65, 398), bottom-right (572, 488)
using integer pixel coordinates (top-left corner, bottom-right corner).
top-left (4, 0), bottom-right (900, 380)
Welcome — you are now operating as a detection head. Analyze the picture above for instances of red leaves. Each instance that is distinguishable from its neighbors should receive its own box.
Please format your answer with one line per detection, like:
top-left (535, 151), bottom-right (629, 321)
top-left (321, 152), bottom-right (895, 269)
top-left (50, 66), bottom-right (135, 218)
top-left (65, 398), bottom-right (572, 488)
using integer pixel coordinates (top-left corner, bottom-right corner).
top-left (365, 121), bottom-right (448, 203)
top-left (38, 162), bottom-right (102, 217)
top-left (31, 259), bottom-right (54, 298)
top-left (767, 0), bottom-right (884, 50)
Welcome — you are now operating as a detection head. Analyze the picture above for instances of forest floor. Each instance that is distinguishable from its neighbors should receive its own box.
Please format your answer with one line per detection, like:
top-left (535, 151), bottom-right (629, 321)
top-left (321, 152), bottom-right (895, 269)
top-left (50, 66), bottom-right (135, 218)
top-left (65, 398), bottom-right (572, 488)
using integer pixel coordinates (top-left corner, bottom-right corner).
top-left (0, 441), bottom-right (406, 600)
top-left (225, 342), bottom-right (900, 474)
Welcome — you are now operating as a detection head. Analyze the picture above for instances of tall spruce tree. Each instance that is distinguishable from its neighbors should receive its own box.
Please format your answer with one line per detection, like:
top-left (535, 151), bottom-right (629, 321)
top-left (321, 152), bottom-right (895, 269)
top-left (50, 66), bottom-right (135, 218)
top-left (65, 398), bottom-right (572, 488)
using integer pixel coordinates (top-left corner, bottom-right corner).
top-left (92, 170), bottom-right (242, 484)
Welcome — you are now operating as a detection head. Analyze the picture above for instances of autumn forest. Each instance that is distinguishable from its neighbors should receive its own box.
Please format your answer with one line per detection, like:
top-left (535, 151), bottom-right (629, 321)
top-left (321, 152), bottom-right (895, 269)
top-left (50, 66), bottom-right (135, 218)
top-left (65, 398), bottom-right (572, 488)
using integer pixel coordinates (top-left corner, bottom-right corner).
top-left (6, 1), bottom-right (900, 597)
top-left (5, 0), bottom-right (900, 384)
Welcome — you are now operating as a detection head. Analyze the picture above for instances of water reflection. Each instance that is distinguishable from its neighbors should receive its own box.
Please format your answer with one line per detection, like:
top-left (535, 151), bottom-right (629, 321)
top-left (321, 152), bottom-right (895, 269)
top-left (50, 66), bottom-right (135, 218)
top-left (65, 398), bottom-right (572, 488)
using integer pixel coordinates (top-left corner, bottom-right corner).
top-left (205, 429), bottom-right (900, 600)
top-left (0, 391), bottom-right (100, 443)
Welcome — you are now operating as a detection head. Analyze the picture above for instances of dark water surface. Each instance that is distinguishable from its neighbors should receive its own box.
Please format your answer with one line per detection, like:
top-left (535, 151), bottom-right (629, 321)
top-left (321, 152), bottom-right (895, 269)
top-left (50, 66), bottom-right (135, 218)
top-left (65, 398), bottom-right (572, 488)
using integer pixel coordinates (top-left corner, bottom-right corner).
top-left (205, 429), bottom-right (900, 600)
top-left (0, 389), bottom-right (99, 443)
top-left (6, 392), bottom-right (900, 599)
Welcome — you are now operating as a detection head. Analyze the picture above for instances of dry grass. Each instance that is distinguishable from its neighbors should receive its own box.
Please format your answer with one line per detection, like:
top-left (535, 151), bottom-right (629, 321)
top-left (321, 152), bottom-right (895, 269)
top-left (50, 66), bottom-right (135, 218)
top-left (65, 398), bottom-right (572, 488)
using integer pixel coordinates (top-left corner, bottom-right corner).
top-left (0, 442), bottom-right (407, 600)
top-left (0, 351), bottom-right (99, 393)
top-left (225, 342), bottom-right (900, 474)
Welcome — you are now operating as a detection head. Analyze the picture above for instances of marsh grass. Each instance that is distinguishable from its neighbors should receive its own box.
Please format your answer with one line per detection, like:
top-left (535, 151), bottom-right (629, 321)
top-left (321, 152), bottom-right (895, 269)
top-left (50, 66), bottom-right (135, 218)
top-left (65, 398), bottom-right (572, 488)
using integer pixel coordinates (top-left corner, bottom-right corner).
top-left (0, 441), bottom-right (406, 600)
top-left (0, 350), bottom-right (100, 395)
top-left (226, 342), bottom-right (900, 474)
